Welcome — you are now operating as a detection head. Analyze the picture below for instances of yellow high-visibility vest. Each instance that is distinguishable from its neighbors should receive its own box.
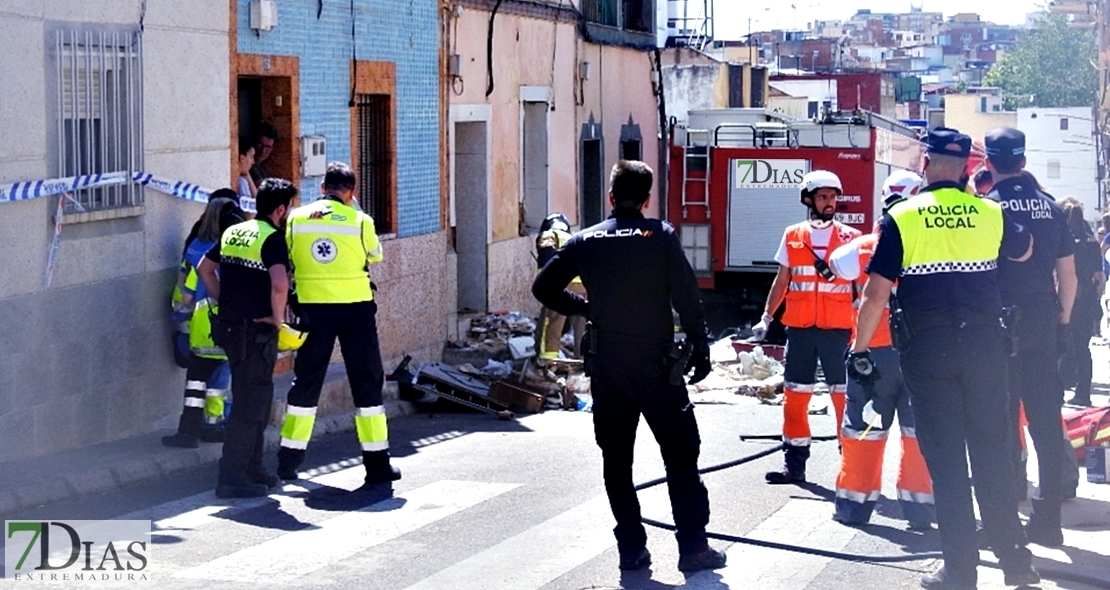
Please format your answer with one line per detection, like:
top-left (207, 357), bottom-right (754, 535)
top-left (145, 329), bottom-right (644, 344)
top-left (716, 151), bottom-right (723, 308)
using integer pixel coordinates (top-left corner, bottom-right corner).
top-left (286, 198), bottom-right (382, 304)
top-left (184, 268), bottom-right (226, 360)
top-left (887, 187), bottom-right (1004, 276)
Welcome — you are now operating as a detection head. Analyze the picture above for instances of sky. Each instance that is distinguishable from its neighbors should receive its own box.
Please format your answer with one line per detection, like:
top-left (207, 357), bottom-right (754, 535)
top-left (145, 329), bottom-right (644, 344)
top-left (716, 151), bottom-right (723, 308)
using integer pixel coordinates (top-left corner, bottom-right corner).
top-left (711, 0), bottom-right (1045, 40)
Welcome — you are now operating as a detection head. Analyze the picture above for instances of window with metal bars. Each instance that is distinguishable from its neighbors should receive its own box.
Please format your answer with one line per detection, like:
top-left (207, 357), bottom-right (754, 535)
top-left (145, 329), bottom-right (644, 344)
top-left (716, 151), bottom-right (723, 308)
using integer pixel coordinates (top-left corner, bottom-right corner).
top-left (355, 94), bottom-right (393, 234)
top-left (55, 29), bottom-right (143, 214)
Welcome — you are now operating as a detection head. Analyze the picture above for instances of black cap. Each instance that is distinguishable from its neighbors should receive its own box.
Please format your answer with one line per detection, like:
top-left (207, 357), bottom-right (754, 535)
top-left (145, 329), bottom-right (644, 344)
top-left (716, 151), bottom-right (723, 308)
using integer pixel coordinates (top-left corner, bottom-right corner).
top-left (925, 127), bottom-right (972, 159)
top-left (984, 127), bottom-right (1026, 160)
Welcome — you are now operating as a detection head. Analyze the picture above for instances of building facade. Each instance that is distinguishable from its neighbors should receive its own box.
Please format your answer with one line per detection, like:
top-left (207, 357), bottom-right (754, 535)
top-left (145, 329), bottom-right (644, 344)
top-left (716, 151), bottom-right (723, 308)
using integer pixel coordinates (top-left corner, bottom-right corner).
top-left (0, 0), bottom-right (230, 461)
top-left (942, 90), bottom-right (1017, 147)
top-left (230, 0), bottom-right (447, 363)
top-left (447, 0), bottom-right (662, 318)
top-left (1017, 107), bottom-right (1100, 216)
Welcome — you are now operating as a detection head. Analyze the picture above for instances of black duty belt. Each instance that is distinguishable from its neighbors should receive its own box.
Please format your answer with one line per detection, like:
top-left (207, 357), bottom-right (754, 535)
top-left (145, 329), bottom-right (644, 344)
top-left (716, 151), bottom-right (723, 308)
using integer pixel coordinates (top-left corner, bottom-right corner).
top-left (909, 311), bottom-right (999, 332)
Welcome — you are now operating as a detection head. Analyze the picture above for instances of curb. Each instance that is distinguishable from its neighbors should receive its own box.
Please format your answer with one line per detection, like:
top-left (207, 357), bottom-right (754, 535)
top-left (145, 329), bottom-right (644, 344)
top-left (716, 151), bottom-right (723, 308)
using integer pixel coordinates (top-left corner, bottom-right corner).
top-left (0, 369), bottom-right (414, 517)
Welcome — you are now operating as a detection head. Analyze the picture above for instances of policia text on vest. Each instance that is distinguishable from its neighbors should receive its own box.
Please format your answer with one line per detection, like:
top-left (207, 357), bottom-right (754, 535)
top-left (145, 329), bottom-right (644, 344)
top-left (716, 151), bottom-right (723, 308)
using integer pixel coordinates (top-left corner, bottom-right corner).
top-left (918, 203), bottom-right (981, 229)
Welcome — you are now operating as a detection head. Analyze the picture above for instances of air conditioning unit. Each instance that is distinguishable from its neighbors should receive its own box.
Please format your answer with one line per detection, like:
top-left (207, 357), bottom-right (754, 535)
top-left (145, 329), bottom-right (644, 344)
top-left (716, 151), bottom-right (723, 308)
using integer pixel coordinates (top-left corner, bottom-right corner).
top-left (301, 135), bottom-right (327, 177)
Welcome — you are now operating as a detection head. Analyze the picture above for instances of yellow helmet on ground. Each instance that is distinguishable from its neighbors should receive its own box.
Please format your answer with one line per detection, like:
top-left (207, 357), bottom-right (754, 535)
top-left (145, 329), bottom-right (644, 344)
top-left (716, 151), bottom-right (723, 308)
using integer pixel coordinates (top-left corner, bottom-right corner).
top-left (278, 323), bottom-right (308, 351)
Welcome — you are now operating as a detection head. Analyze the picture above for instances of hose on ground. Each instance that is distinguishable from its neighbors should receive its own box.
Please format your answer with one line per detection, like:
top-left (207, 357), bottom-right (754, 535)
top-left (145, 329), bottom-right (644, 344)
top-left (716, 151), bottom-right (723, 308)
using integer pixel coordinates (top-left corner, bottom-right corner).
top-left (634, 436), bottom-right (1110, 588)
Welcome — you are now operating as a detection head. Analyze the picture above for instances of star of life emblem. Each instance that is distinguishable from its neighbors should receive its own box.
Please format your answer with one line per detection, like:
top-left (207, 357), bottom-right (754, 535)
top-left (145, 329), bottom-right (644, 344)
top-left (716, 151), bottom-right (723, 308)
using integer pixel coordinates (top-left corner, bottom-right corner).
top-left (311, 237), bottom-right (338, 263)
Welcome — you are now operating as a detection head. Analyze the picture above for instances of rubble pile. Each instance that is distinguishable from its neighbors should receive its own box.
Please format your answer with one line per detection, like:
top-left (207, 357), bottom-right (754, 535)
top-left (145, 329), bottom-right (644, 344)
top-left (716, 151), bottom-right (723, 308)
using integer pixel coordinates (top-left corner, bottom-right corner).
top-left (690, 339), bottom-right (785, 401)
top-left (426, 314), bottom-right (793, 415)
top-left (398, 311), bottom-right (592, 417)
top-left (443, 311), bottom-right (538, 365)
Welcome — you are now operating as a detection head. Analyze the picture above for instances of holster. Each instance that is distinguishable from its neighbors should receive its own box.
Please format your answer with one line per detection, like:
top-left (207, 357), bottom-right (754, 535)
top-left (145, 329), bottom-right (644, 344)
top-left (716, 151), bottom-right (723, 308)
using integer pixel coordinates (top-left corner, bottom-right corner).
top-left (888, 293), bottom-right (914, 353)
top-left (665, 340), bottom-right (693, 386)
top-left (1001, 305), bottom-right (1021, 358)
top-left (582, 324), bottom-right (598, 377)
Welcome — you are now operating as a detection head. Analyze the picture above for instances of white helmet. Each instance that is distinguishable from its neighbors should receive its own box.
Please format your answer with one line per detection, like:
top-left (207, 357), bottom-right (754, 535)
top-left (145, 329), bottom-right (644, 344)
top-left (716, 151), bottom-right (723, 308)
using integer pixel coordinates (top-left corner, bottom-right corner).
top-left (881, 170), bottom-right (923, 207)
top-left (800, 170), bottom-right (843, 197)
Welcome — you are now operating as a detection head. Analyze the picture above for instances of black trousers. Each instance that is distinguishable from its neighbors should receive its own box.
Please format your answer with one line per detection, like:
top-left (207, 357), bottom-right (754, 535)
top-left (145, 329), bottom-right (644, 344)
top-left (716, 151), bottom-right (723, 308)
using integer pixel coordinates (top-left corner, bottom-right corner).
top-left (1009, 336), bottom-right (1067, 503)
top-left (279, 301), bottom-right (385, 471)
top-left (1063, 313), bottom-right (1097, 399)
top-left (216, 320), bottom-right (277, 486)
top-left (176, 355), bottom-right (225, 436)
top-left (590, 345), bottom-right (710, 555)
top-left (900, 323), bottom-right (1029, 581)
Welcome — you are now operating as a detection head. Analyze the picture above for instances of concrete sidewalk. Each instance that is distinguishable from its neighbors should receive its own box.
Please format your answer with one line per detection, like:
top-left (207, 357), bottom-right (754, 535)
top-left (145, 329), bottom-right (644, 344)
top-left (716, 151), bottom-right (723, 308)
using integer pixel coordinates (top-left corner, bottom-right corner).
top-left (0, 362), bottom-right (413, 516)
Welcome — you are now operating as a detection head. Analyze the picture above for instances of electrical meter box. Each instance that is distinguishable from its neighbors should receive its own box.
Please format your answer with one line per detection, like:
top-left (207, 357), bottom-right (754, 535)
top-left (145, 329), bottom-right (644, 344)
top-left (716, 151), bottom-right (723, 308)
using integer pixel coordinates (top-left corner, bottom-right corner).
top-left (249, 0), bottom-right (277, 31)
top-left (302, 135), bottom-right (327, 177)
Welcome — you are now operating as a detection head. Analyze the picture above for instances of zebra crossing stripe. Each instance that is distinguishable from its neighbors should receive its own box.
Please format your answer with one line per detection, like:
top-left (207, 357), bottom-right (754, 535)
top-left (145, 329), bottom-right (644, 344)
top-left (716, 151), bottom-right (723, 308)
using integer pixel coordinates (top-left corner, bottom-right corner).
top-left (173, 479), bottom-right (520, 583)
top-left (677, 499), bottom-right (858, 590)
top-left (137, 463), bottom-right (368, 531)
top-left (400, 493), bottom-right (620, 590)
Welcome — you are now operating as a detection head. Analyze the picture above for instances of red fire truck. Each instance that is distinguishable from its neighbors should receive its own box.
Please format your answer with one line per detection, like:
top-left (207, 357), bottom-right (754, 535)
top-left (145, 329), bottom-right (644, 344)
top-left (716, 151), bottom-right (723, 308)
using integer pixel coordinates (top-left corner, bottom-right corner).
top-left (666, 109), bottom-right (925, 304)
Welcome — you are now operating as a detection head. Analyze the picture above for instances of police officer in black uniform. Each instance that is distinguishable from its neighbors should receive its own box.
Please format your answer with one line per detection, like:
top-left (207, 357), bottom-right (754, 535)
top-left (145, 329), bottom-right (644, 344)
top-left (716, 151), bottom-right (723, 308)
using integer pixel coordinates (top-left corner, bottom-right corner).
top-left (532, 160), bottom-right (726, 573)
top-left (198, 179), bottom-right (298, 499)
top-left (985, 127), bottom-right (1078, 546)
top-left (851, 128), bottom-right (1039, 589)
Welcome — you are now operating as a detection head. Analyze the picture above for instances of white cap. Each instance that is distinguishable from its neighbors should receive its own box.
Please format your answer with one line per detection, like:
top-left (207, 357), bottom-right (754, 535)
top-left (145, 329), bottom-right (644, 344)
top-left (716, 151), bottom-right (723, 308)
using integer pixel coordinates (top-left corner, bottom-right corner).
top-left (800, 170), bottom-right (843, 194)
top-left (881, 170), bottom-right (923, 206)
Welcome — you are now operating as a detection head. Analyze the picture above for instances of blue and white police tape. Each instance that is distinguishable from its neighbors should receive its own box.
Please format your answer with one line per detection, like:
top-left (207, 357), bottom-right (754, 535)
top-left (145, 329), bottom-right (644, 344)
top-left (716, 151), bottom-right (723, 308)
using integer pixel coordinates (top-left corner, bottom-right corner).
top-left (132, 172), bottom-right (212, 203)
top-left (0, 172), bottom-right (128, 203)
top-left (0, 171), bottom-right (217, 205)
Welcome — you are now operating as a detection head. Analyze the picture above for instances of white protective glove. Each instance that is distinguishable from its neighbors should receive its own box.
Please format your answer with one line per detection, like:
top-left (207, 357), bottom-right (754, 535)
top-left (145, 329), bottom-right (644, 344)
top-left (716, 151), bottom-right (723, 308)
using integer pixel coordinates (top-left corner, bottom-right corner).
top-left (751, 313), bottom-right (774, 341)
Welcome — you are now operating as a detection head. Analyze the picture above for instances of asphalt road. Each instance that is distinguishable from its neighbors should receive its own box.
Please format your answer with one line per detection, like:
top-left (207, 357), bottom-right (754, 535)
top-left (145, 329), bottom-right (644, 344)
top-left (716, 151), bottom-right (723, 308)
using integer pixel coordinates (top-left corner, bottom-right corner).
top-left (5, 386), bottom-right (1103, 590)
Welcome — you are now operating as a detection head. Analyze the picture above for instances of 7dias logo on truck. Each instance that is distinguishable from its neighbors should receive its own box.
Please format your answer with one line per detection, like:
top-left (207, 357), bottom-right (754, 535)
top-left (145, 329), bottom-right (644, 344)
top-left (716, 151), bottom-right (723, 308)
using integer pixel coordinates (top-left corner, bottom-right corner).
top-left (734, 160), bottom-right (807, 188)
top-left (5, 520), bottom-right (151, 582)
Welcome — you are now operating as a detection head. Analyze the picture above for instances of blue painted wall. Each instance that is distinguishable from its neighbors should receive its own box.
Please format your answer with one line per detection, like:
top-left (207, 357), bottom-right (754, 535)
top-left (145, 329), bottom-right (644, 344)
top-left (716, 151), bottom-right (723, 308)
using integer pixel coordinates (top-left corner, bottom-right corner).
top-left (237, 0), bottom-right (440, 237)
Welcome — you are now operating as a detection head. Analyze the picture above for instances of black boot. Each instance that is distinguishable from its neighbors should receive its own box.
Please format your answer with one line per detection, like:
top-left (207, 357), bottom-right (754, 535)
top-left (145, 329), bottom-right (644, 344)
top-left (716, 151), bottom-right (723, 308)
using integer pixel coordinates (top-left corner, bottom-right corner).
top-left (161, 432), bottom-right (199, 448)
top-left (765, 443), bottom-right (808, 484)
top-left (277, 447), bottom-right (306, 481)
top-left (677, 546), bottom-right (727, 572)
top-left (618, 547), bottom-right (652, 571)
top-left (363, 450), bottom-right (402, 484)
top-left (163, 407), bottom-right (203, 448)
top-left (1025, 499), bottom-right (1064, 546)
top-left (1069, 393), bottom-right (1092, 407)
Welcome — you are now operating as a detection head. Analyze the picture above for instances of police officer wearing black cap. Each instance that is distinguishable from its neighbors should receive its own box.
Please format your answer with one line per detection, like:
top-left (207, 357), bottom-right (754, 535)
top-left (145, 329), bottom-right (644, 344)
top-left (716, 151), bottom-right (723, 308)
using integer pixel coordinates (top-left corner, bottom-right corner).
top-left (532, 160), bottom-right (726, 574)
top-left (984, 127), bottom-right (1077, 547)
top-left (850, 128), bottom-right (1039, 589)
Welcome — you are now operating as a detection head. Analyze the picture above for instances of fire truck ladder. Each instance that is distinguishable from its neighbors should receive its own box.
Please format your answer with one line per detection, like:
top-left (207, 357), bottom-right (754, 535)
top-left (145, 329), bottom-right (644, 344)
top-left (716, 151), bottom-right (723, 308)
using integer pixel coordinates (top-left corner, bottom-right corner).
top-left (682, 128), bottom-right (711, 219)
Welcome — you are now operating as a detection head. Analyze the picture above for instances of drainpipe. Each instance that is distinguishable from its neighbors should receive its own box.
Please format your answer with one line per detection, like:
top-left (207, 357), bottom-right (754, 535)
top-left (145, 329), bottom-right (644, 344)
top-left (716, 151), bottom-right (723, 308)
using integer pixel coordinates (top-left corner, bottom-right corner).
top-left (485, 0), bottom-right (505, 97)
top-left (653, 47), bottom-right (669, 221)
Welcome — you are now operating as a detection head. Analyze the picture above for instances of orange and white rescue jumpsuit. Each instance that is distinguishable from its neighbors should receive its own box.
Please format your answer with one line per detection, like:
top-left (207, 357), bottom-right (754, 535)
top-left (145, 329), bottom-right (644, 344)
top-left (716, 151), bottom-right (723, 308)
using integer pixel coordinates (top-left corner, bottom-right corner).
top-left (776, 220), bottom-right (861, 477)
top-left (830, 233), bottom-right (935, 526)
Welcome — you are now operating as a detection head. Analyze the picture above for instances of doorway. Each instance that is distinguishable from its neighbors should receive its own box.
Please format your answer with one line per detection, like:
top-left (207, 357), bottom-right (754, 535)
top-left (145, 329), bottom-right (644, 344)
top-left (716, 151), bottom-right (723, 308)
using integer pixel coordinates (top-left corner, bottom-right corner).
top-left (236, 75), bottom-right (296, 184)
top-left (230, 53), bottom-right (299, 189)
top-left (581, 139), bottom-right (604, 227)
top-left (454, 121), bottom-right (488, 313)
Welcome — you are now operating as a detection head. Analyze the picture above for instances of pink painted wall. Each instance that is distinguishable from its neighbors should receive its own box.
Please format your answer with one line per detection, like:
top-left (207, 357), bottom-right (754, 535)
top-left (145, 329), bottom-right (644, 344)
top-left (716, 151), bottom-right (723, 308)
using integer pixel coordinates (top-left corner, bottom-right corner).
top-left (450, 8), bottom-right (660, 312)
top-left (452, 9), bottom-right (661, 229)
